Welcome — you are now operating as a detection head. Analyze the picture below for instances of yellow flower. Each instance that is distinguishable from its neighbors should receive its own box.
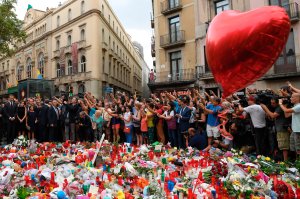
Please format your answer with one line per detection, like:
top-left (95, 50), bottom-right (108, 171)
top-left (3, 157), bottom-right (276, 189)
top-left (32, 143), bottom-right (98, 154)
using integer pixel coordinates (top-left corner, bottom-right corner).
top-left (252, 196), bottom-right (260, 199)
top-left (265, 157), bottom-right (271, 161)
top-left (233, 180), bottom-right (241, 186)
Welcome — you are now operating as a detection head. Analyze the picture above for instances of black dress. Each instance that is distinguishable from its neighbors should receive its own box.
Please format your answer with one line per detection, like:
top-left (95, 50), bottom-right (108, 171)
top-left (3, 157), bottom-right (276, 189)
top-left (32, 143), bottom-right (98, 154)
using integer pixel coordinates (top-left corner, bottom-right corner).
top-left (17, 106), bottom-right (26, 132)
top-left (27, 111), bottom-right (37, 132)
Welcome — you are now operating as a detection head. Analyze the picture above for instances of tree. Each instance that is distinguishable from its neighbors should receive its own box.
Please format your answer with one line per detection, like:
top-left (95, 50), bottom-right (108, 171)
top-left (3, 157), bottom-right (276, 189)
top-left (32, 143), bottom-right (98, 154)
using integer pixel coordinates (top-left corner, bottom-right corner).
top-left (0, 0), bottom-right (26, 58)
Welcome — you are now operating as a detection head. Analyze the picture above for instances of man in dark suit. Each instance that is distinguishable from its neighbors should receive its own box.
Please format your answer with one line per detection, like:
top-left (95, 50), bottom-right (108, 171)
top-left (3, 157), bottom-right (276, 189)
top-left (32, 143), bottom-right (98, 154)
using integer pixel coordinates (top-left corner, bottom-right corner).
top-left (63, 97), bottom-right (79, 142)
top-left (48, 99), bottom-right (60, 142)
top-left (3, 95), bottom-right (18, 143)
top-left (37, 100), bottom-right (49, 142)
top-left (177, 98), bottom-right (191, 149)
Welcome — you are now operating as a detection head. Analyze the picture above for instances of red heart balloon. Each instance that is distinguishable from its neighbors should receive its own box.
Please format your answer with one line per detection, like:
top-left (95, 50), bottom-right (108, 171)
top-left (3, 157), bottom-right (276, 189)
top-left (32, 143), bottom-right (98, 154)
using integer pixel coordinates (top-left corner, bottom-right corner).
top-left (206, 6), bottom-right (290, 97)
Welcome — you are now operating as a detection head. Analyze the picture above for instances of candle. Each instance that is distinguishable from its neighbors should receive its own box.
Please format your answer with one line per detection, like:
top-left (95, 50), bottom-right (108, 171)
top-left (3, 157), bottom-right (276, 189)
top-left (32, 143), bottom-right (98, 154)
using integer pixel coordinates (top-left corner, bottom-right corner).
top-left (179, 192), bottom-right (184, 199)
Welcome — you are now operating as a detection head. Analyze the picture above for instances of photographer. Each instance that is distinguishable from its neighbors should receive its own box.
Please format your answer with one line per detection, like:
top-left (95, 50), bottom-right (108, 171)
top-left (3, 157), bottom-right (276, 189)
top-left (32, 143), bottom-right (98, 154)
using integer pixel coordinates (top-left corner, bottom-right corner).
top-left (279, 93), bottom-right (300, 156)
top-left (239, 96), bottom-right (266, 155)
top-left (261, 98), bottom-right (291, 161)
top-left (184, 128), bottom-right (206, 150)
top-left (287, 82), bottom-right (300, 94)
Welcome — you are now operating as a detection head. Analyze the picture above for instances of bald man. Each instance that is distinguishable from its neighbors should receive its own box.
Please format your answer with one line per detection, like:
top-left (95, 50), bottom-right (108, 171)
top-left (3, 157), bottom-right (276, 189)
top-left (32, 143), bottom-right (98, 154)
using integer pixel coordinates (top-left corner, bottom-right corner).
top-left (279, 93), bottom-right (300, 155)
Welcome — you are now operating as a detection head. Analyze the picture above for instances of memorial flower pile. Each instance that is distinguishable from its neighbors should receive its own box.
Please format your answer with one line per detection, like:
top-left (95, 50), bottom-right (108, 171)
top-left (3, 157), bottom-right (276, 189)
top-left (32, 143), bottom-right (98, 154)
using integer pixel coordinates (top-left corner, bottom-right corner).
top-left (0, 136), bottom-right (299, 198)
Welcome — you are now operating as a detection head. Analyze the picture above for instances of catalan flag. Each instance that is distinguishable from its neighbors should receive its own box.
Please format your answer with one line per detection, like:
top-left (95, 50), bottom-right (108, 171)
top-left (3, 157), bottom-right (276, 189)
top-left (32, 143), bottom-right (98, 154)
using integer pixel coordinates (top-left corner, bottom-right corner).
top-left (6, 79), bottom-right (11, 88)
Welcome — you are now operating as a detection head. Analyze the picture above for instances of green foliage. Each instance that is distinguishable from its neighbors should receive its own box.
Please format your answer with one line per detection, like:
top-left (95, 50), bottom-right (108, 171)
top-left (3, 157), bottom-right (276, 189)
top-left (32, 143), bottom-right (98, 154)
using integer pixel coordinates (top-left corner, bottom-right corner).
top-left (0, 0), bottom-right (26, 58)
top-left (16, 186), bottom-right (35, 199)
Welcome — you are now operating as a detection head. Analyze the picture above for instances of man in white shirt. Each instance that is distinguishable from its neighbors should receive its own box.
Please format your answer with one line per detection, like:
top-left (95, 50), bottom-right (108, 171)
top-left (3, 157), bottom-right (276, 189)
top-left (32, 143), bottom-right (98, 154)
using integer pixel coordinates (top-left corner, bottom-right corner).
top-left (279, 93), bottom-right (300, 156)
top-left (239, 96), bottom-right (266, 155)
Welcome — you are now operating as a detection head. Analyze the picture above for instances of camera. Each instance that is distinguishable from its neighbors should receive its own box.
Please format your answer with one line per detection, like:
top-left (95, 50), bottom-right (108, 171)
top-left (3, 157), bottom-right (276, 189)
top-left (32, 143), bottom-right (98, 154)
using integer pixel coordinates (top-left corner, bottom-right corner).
top-left (181, 131), bottom-right (189, 136)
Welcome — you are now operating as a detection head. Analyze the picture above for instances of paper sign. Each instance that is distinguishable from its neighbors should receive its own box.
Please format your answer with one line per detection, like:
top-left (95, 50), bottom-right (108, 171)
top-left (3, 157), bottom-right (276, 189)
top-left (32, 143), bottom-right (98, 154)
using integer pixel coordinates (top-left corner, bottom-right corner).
top-left (154, 145), bottom-right (162, 152)
top-left (89, 185), bottom-right (99, 195)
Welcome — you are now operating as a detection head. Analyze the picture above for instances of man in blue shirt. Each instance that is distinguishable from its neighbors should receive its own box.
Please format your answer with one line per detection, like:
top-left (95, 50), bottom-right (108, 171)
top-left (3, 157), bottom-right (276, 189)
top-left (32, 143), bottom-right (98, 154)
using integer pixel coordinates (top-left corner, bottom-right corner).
top-left (199, 97), bottom-right (221, 146)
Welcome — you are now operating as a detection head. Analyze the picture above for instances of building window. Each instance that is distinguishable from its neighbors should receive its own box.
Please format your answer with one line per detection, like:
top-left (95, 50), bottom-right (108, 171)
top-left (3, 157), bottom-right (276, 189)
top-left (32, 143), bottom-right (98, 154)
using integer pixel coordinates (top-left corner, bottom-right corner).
top-left (102, 5), bottom-right (104, 15)
top-left (56, 40), bottom-right (60, 50)
top-left (102, 55), bottom-right (105, 73)
top-left (102, 29), bottom-right (105, 42)
top-left (56, 63), bottom-right (61, 77)
top-left (169, 16), bottom-right (180, 43)
top-left (203, 46), bottom-right (210, 72)
top-left (68, 60), bottom-right (73, 75)
top-left (67, 35), bottom-right (72, 46)
top-left (17, 63), bottom-right (22, 81)
top-left (38, 53), bottom-right (45, 77)
top-left (7, 60), bottom-right (9, 70)
top-left (2, 63), bottom-right (4, 71)
top-left (80, 56), bottom-right (86, 72)
top-left (80, 29), bottom-right (85, 41)
top-left (170, 51), bottom-right (182, 80)
top-left (57, 16), bottom-right (60, 27)
top-left (215, 0), bottom-right (229, 15)
top-left (68, 9), bottom-right (72, 21)
top-left (26, 58), bottom-right (32, 78)
top-left (78, 84), bottom-right (85, 93)
top-left (109, 60), bottom-right (111, 75)
top-left (81, 1), bottom-right (85, 14)
top-left (275, 29), bottom-right (296, 73)
top-left (269, 0), bottom-right (289, 6)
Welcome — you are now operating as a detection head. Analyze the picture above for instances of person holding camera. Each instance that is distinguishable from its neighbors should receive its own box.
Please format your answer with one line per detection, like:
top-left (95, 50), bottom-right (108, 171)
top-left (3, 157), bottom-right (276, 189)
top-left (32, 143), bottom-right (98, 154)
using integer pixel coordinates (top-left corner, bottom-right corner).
top-left (261, 98), bottom-right (291, 161)
top-left (279, 93), bottom-right (300, 157)
top-left (239, 96), bottom-right (266, 155)
top-left (184, 128), bottom-right (206, 150)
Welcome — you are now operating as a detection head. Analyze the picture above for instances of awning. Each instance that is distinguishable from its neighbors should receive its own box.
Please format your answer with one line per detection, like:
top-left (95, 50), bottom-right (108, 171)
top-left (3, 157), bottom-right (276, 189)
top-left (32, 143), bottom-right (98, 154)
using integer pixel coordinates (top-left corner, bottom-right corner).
top-left (8, 86), bottom-right (18, 94)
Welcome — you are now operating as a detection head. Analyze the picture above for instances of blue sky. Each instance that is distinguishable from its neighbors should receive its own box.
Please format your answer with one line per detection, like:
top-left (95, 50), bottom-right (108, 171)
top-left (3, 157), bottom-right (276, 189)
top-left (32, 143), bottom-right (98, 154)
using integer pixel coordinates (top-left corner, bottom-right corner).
top-left (15, 0), bottom-right (153, 67)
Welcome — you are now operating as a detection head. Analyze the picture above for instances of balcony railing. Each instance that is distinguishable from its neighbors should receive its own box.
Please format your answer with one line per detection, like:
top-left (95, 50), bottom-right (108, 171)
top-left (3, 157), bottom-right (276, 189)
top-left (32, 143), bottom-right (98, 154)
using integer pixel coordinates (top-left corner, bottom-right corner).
top-left (152, 68), bottom-right (196, 83)
top-left (78, 40), bottom-right (86, 50)
top-left (65, 45), bottom-right (71, 54)
top-left (283, 2), bottom-right (299, 23)
top-left (161, 0), bottom-right (182, 15)
top-left (160, 30), bottom-right (185, 48)
top-left (274, 55), bottom-right (297, 73)
top-left (196, 65), bottom-right (213, 79)
top-left (53, 50), bottom-right (60, 58)
top-left (151, 43), bottom-right (155, 57)
top-left (151, 37), bottom-right (155, 57)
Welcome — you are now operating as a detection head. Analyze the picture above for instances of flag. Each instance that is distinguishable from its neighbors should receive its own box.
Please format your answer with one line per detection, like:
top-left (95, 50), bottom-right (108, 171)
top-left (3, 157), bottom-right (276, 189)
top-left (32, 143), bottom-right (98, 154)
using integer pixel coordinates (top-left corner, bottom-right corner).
top-left (36, 69), bottom-right (43, 79)
top-left (6, 79), bottom-right (11, 88)
top-left (72, 43), bottom-right (78, 73)
top-left (27, 4), bottom-right (33, 11)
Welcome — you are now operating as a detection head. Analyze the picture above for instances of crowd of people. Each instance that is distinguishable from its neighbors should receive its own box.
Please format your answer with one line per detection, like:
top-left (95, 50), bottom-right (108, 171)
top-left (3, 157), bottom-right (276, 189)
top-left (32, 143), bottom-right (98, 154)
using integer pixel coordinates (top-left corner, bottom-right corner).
top-left (0, 82), bottom-right (299, 161)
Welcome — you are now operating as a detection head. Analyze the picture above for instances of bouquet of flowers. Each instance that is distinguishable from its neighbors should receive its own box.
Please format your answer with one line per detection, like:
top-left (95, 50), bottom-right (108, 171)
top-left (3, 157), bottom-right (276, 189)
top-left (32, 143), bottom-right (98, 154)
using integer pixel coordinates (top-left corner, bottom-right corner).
top-left (12, 135), bottom-right (28, 147)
